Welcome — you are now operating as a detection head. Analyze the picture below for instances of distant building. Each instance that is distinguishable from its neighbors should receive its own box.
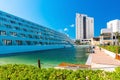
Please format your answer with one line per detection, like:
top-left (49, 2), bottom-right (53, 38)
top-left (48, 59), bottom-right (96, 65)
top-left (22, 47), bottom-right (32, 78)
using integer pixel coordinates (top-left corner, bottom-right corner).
top-left (107, 19), bottom-right (120, 33)
top-left (91, 37), bottom-right (100, 45)
top-left (76, 13), bottom-right (94, 43)
top-left (100, 19), bottom-right (120, 45)
top-left (100, 28), bottom-right (112, 45)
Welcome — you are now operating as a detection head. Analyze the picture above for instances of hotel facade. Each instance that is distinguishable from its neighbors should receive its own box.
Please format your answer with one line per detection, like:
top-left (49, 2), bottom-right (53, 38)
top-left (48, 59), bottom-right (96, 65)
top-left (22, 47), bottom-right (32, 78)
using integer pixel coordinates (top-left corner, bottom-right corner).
top-left (76, 13), bottom-right (94, 43)
top-left (107, 19), bottom-right (120, 33)
top-left (100, 19), bottom-right (120, 45)
top-left (0, 10), bottom-right (73, 54)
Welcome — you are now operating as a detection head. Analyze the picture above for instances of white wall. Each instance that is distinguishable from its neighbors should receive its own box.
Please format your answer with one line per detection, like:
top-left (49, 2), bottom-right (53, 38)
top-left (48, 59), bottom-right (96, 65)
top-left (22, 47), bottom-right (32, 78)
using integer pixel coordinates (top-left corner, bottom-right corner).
top-left (76, 13), bottom-right (94, 40)
top-left (107, 19), bottom-right (120, 33)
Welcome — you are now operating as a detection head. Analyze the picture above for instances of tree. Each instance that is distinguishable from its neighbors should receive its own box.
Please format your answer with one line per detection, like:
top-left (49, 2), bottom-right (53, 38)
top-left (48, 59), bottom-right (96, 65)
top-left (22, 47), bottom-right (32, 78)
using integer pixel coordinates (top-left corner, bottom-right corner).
top-left (75, 40), bottom-right (81, 45)
top-left (118, 35), bottom-right (120, 45)
top-left (100, 33), bottom-right (104, 36)
top-left (114, 32), bottom-right (120, 45)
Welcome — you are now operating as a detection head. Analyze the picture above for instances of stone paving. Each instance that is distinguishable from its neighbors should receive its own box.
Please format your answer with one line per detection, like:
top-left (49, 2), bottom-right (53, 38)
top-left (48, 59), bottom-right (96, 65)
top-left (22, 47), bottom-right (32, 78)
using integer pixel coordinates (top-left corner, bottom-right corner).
top-left (86, 46), bottom-right (120, 71)
top-left (92, 47), bottom-right (120, 65)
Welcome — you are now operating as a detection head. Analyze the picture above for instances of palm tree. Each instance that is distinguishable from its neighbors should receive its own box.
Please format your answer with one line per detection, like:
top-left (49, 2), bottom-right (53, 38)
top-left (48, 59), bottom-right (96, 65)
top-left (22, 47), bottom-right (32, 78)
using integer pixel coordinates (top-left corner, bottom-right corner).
top-left (118, 37), bottom-right (120, 45)
top-left (117, 32), bottom-right (120, 45)
top-left (114, 32), bottom-right (120, 45)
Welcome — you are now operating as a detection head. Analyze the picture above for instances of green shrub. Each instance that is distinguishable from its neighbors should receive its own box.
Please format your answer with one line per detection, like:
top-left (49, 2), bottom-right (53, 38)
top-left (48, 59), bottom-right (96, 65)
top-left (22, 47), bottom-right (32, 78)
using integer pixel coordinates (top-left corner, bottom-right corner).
top-left (1, 64), bottom-right (120, 80)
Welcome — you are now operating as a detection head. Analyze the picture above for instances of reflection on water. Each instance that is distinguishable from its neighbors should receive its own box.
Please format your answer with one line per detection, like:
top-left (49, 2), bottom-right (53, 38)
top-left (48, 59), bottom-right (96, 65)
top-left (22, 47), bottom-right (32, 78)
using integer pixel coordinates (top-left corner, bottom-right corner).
top-left (0, 46), bottom-right (89, 68)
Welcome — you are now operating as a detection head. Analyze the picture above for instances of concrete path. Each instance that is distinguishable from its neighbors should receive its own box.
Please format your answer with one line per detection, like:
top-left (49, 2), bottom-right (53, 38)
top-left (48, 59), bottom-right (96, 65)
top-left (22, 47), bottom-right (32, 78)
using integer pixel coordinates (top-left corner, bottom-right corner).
top-left (86, 46), bottom-right (120, 71)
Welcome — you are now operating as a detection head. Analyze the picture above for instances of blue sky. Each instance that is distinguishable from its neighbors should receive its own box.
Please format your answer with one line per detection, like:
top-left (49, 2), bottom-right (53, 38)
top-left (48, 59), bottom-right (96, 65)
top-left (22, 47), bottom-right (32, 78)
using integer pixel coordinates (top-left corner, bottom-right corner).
top-left (0, 0), bottom-right (120, 39)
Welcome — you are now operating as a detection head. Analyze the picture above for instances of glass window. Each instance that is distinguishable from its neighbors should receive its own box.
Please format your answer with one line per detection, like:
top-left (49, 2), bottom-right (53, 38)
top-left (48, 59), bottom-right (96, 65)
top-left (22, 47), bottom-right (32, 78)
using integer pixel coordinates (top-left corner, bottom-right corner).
top-left (6, 15), bottom-right (12, 18)
top-left (16, 40), bottom-right (22, 45)
top-left (34, 41), bottom-right (38, 45)
top-left (4, 24), bottom-right (12, 28)
top-left (23, 28), bottom-right (27, 32)
top-left (28, 34), bottom-right (32, 38)
top-left (0, 30), bottom-right (6, 35)
top-left (10, 20), bottom-right (16, 24)
top-left (2, 39), bottom-right (12, 45)
top-left (14, 17), bottom-right (19, 20)
top-left (34, 35), bottom-right (39, 39)
top-left (26, 41), bottom-right (31, 45)
top-left (0, 17), bottom-right (7, 22)
top-left (39, 42), bottom-right (43, 45)
top-left (18, 22), bottom-right (23, 26)
top-left (10, 32), bottom-right (17, 36)
top-left (20, 33), bottom-right (26, 38)
top-left (14, 26), bottom-right (20, 30)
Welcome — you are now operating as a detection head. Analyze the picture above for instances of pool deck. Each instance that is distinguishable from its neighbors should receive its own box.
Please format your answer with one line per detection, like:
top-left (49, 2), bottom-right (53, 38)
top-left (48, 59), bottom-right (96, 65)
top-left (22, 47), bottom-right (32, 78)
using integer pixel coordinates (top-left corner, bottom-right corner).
top-left (86, 46), bottom-right (120, 71)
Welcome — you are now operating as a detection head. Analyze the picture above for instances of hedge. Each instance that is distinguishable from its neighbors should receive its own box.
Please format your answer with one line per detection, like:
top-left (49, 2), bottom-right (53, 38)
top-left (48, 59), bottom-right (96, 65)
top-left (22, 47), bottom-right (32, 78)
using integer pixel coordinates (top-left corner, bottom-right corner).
top-left (0, 64), bottom-right (120, 80)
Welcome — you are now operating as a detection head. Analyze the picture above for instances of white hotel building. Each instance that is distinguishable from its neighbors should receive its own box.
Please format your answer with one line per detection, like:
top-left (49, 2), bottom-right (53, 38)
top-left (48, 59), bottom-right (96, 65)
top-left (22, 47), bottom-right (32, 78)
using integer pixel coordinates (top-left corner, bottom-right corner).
top-left (76, 13), bottom-right (94, 43)
top-left (100, 19), bottom-right (120, 45)
top-left (107, 19), bottom-right (120, 33)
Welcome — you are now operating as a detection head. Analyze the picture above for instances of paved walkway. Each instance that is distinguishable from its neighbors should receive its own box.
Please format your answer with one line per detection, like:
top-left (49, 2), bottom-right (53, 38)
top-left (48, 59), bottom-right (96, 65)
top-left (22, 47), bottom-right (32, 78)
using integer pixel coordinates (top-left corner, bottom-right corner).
top-left (86, 46), bottom-right (120, 71)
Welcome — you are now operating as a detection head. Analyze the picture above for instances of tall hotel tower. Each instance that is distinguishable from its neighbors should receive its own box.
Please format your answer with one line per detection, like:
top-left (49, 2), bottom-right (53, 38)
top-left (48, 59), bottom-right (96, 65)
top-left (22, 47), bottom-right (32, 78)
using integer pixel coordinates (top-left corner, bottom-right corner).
top-left (76, 13), bottom-right (94, 42)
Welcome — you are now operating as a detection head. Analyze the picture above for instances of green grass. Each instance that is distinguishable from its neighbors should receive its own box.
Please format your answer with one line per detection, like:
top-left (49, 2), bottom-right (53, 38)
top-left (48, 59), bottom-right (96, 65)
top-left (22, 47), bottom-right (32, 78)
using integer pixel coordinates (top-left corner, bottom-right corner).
top-left (1, 64), bottom-right (120, 80)
top-left (100, 45), bottom-right (120, 54)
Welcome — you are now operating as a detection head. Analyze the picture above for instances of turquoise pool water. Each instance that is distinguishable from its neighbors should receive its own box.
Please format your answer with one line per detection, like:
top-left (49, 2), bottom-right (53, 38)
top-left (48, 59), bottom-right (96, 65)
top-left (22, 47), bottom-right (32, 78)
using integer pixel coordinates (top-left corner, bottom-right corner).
top-left (0, 46), bottom-right (89, 68)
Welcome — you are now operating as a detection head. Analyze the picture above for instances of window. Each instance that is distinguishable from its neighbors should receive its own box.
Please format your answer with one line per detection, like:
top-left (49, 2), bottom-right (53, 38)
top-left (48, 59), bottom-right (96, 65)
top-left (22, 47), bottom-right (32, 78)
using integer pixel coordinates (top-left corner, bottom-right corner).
top-left (6, 15), bottom-right (12, 18)
top-left (20, 33), bottom-right (26, 38)
top-left (40, 36), bottom-right (43, 39)
top-left (14, 26), bottom-right (20, 30)
top-left (34, 41), bottom-right (38, 45)
top-left (30, 30), bottom-right (34, 33)
top-left (10, 32), bottom-right (17, 36)
top-left (24, 24), bottom-right (29, 28)
top-left (0, 30), bottom-right (6, 35)
top-left (0, 17), bottom-right (7, 22)
top-left (26, 41), bottom-right (31, 45)
top-left (23, 28), bottom-right (27, 32)
top-left (10, 20), bottom-right (16, 24)
top-left (35, 35), bottom-right (39, 39)
top-left (28, 34), bottom-right (32, 38)
top-left (16, 40), bottom-right (22, 45)
top-left (4, 24), bottom-right (12, 28)
top-left (14, 17), bottom-right (19, 20)
top-left (39, 42), bottom-right (43, 45)
top-left (2, 39), bottom-right (12, 45)
top-left (21, 20), bottom-right (25, 22)
top-left (18, 22), bottom-right (23, 26)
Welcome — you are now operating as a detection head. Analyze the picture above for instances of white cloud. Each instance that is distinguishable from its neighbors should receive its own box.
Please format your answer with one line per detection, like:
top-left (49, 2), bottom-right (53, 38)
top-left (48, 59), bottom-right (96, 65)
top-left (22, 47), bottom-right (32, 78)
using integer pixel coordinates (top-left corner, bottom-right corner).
top-left (64, 28), bottom-right (68, 31)
top-left (70, 24), bottom-right (75, 27)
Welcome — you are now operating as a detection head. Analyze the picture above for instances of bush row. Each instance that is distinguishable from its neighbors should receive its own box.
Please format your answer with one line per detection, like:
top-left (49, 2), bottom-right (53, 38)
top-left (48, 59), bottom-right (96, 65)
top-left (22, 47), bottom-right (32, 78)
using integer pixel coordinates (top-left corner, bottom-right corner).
top-left (1, 64), bottom-right (120, 80)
